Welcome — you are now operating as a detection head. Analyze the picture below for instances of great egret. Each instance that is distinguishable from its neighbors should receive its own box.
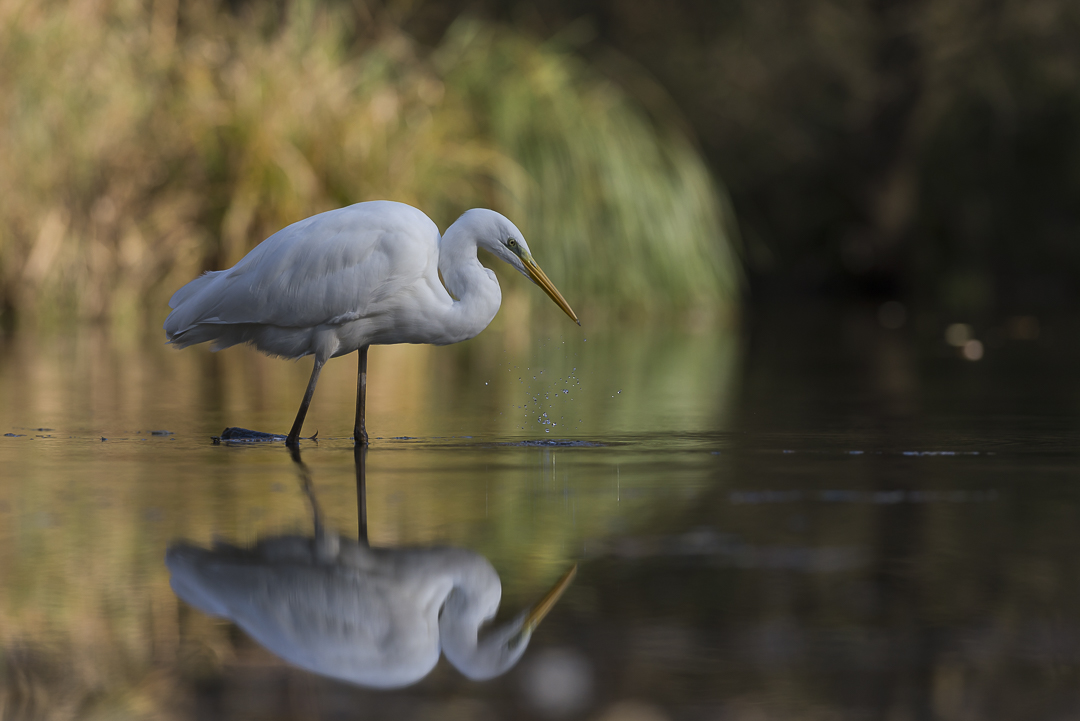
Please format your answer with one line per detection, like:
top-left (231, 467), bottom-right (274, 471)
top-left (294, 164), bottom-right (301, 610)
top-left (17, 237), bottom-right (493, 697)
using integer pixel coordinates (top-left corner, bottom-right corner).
top-left (165, 448), bottom-right (577, 688)
top-left (167, 540), bottom-right (577, 688)
top-left (164, 201), bottom-right (579, 445)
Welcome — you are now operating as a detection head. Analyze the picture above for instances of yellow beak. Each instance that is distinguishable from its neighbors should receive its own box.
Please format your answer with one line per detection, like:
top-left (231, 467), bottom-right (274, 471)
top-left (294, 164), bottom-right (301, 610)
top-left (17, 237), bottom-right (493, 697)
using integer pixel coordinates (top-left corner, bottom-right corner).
top-left (522, 564), bottom-right (578, 632)
top-left (524, 256), bottom-right (579, 325)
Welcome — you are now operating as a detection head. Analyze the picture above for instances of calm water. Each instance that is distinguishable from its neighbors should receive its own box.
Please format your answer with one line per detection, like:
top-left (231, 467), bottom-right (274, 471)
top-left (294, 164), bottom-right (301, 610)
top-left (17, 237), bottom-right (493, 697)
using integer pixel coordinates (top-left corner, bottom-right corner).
top-left (3, 307), bottom-right (1080, 720)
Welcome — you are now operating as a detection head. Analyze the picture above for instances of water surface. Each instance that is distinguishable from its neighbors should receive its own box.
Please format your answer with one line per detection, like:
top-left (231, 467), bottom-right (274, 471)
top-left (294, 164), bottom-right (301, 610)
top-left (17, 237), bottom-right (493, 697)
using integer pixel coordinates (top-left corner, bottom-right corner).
top-left (3, 308), bottom-right (1080, 720)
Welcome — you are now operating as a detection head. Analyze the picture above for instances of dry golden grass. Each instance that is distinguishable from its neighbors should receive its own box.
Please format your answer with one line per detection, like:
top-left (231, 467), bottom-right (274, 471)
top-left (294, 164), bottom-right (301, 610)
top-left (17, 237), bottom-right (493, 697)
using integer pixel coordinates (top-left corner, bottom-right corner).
top-left (0, 0), bottom-right (739, 328)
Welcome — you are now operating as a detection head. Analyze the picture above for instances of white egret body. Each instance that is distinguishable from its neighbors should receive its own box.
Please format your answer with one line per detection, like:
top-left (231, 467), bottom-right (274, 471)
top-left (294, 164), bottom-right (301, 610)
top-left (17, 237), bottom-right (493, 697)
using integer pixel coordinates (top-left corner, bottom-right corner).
top-left (164, 201), bottom-right (578, 444)
top-left (166, 534), bottom-right (576, 688)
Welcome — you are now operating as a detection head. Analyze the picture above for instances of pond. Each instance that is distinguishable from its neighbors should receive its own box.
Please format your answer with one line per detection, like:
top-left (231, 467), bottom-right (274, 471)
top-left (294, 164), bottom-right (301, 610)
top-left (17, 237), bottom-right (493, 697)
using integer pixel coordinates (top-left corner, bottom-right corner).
top-left (2, 306), bottom-right (1080, 720)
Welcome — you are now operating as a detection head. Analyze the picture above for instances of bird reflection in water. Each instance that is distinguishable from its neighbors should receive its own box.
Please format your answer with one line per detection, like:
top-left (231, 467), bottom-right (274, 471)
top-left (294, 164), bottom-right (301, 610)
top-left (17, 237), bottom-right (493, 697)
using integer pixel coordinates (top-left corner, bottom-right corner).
top-left (166, 447), bottom-right (577, 689)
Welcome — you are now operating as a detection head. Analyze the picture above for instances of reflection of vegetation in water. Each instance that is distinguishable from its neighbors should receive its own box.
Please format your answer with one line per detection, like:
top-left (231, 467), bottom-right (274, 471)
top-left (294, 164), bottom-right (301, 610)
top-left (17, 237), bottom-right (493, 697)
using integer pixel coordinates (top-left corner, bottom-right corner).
top-left (9, 445), bottom-right (1080, 716)
top-left (0, 323), bottom-right (736, 716)
top-left (0, 444), bottom-right (700, 716)
top-left (428, 322), bottom-right (742, 437)
top-left (0, 320), bottom-right (740, 440)
top-left (6, 324), bottom-right (1080, 715)
top-left (0, 0), bottom-right (737, 325)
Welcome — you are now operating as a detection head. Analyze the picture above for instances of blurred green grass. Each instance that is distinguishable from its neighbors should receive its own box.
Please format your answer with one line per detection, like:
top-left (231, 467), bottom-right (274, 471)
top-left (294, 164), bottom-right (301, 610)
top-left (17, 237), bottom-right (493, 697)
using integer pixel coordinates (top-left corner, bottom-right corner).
top-left (0, 0), bottom-right (739, 327)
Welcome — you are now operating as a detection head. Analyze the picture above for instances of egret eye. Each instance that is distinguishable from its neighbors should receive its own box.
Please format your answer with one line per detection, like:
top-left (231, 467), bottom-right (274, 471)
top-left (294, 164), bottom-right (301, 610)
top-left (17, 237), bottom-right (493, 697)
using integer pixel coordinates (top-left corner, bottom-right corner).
top-left (507, 238), bottom-right (518, 249)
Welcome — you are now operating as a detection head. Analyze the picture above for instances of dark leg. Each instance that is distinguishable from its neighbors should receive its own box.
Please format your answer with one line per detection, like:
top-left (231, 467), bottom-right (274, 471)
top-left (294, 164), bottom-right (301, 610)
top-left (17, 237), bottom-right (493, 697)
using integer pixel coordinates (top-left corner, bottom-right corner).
top-left (286, 356), bottom-right (325, 446)
top-left (289, 445), bottom-right (323, 535)
top-left (354, 444), bottom-right (368, 544)
top-left (290, 446), bottom-right (338, 561)
top-left (354, 345), bottom-right (370, 446)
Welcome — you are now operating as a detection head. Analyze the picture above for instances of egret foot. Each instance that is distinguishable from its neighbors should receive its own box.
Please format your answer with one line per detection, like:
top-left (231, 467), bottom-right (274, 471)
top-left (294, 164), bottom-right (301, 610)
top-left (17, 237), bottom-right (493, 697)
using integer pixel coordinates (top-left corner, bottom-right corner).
top-left (214, 427), bottom-right (285, 444)
top-left (285, 429), bottom-right (318, 447)
top-left (212, 428), bottom-right (317, 444)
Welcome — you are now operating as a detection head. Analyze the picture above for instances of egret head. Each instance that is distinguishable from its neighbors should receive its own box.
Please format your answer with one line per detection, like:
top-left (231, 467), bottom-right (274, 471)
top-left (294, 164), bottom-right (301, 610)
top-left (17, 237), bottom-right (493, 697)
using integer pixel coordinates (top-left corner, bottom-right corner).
top-left (458, 209), bottom-right (579, 325)
top-left (440, 564), bottom-right (577, 681)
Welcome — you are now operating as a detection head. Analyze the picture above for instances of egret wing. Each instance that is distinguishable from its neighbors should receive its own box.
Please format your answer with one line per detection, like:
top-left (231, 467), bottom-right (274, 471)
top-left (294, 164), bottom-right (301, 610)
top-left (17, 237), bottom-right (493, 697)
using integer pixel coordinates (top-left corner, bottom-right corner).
top-left (165, 202), bottom-right (442, 335)
top-left (167, 545), bottom-right (440, 688)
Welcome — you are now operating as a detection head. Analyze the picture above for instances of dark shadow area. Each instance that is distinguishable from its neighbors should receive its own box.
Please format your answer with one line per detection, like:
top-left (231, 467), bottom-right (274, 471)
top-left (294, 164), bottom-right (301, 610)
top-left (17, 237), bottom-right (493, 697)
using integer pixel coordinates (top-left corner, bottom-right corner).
top-left (382, 0), bottom-right (1080, 312)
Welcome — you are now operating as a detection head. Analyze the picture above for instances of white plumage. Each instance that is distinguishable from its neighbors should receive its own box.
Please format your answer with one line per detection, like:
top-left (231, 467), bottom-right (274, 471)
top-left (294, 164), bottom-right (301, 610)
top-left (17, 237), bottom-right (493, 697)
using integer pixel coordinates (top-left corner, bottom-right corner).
top-left (164, 201), bottom-right (578, 444)
top-left (167, 535), bottom-right (575, 688)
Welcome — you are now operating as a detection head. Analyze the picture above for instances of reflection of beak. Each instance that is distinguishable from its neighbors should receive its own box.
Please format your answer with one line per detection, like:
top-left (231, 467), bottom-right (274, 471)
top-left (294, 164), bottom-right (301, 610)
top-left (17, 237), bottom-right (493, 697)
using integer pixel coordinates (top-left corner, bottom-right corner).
top-left (522, 564), bottom-right (578, 633)
top-left (523, 256), bottom-right (580, 325)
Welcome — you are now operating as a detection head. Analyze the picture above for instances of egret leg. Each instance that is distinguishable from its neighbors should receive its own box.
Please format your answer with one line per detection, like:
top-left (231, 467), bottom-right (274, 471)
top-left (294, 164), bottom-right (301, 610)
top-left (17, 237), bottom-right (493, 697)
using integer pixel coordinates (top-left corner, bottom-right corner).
top-left (354, 445), bottom-right (368, 543)
top-left (286, 357), bottom-right (325, 446)
top-left (289, 446), bottom-right (324, 535)
top-left (290, 445), bottom-right (339, 561)
top-left (354, 345), bottom-right (370, 446)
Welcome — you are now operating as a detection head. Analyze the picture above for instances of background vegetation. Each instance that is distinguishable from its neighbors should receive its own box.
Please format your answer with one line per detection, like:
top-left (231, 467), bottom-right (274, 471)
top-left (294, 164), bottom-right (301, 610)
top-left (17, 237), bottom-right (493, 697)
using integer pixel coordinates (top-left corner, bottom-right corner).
top-left (5, 0), bottom-right (1080, 327)
top-left (0, 0), bottom-right (738, 328)
top-left (408, 0), bottom-right (1080, 316)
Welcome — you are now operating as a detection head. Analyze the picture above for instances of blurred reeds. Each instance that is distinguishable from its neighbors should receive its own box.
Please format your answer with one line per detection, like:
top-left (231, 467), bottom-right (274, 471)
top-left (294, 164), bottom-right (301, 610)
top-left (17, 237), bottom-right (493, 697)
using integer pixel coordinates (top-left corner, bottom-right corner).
top-left (0, 0), bottom-right (739, 328)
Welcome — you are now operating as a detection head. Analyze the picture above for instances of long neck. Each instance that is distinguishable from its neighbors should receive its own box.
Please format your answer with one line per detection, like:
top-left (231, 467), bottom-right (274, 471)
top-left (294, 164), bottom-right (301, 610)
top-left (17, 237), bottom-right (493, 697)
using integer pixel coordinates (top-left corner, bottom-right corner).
top-left (436, 223), bottom-right (502, 344)
top-left (434, 551), bottom-right (529, 681)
